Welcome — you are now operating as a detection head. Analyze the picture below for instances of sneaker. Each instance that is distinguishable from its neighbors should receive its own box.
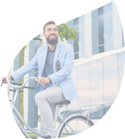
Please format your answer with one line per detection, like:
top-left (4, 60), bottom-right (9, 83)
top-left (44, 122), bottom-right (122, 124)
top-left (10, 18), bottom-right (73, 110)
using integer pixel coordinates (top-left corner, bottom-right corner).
top-left (40, 135), bottom-right (56, 139)
top-left (42, 135), bottom-right (51, 138)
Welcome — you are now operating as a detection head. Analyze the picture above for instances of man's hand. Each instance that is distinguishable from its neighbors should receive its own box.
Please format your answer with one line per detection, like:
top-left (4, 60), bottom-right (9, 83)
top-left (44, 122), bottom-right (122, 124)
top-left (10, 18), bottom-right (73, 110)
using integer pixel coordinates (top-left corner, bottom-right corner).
top-left (0, 74), bottom-right (12, 86)
top-left (1, 75), bottom-right (14, 84)
top-left (0, 74), bottom-right (4, 81)
top-left (38, 77), bottom-right (50, 85)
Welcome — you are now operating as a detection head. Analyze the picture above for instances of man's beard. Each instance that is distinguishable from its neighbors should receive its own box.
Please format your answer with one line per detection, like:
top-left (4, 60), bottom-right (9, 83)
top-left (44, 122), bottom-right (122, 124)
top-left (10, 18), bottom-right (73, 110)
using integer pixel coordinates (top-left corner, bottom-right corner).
top-left (46, 35), bottom-right (58, 45)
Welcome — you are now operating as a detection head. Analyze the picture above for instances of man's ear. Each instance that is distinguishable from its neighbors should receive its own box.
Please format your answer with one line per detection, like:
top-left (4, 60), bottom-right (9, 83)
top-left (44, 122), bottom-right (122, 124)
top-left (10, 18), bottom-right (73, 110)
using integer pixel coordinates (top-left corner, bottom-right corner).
top-left (43, 32), bottom-right (45, 37)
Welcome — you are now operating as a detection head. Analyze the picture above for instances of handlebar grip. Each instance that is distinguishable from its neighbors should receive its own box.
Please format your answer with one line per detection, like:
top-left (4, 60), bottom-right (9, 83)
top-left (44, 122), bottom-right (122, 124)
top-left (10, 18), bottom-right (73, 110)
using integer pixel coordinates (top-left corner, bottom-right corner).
top-left (35, 79), bottom-right (47, 89)
top-left (1, 77), bottom-right (47, 89)
top-left (1, 77), bottom-right (6, 86)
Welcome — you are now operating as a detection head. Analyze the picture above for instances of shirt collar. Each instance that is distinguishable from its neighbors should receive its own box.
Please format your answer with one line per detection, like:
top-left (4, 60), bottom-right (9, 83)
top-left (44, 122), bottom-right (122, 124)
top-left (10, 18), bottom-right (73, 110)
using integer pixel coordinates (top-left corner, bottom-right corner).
top-left (48, 44), bottom-right (57, 52)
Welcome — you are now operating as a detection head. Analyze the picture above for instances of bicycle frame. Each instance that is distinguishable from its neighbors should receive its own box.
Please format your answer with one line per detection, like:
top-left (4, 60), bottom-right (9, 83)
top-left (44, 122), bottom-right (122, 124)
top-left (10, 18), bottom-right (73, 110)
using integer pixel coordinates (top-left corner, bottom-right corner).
top-left (10, 89), bottom-right (30, 138)
top-left (5, 76), bottom-right (72, 138)
top-left (8, 77), bottom-right (45, 138)
top-left (4, 76), bottom-right (94, 138)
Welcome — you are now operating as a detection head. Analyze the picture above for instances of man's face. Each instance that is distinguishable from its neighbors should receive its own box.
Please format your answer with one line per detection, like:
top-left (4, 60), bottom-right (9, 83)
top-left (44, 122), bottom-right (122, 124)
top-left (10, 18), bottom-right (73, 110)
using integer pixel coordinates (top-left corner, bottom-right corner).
top-left (43, 24), bottom-right (58, 45)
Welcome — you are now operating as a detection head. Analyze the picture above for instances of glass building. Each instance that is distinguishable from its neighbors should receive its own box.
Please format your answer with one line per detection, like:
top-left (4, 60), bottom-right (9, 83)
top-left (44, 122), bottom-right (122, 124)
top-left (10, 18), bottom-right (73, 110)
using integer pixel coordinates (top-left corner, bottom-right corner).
top-left (9, 35), bottom-right (43, 128)
top-left (64, 1), bottom-right (125, 123)
top-left (67, 1), bottom-right (124, 59)
top-left (9, 1), bottom-right (125, 130)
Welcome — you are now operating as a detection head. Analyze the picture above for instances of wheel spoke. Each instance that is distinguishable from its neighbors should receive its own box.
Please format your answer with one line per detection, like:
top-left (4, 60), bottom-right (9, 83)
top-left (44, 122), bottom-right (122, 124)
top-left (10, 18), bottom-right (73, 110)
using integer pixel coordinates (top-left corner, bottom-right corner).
top-left (59, 115), bottom-right (94, 138)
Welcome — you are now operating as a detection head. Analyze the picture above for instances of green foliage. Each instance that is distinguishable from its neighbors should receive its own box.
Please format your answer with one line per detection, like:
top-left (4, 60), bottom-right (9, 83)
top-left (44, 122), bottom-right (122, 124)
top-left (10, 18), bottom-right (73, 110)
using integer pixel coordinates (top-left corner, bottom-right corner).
top-left (28, 133), bottom-right (38, 137)
top-left (19, 45), bottom-right (27, 127)
top-left (38, 118), bottom-right (40, 122)
top-left (98, 104), bottom-right (111, 109)
top-left (57, 23), bottom-right (78, 41)
top-left (18, 20), bottom-right (78, 127)
top-left (18, 43), bottom-right (27, 51)
top-left (35, 20), bottom-right (78, 42)
top-left (97, 104), bottom-right (106, 108)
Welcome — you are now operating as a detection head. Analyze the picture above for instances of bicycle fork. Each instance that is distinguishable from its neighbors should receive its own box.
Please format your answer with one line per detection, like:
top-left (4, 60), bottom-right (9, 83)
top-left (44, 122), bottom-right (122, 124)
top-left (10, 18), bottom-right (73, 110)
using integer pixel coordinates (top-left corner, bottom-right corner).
top-left (7, 98), bottom-right (32, 139)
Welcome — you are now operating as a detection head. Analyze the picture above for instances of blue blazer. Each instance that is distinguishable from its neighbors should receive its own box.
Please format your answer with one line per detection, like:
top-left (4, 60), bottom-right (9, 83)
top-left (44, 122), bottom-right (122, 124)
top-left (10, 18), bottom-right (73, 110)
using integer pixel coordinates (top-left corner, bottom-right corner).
top-left (11, 42), bottom-right (79, 101)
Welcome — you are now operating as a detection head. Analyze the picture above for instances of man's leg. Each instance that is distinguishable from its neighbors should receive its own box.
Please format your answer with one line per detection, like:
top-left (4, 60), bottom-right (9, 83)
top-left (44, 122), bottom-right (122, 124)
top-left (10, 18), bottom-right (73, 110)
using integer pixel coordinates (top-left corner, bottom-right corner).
top-left (35, 84), bottom-right (67, 137)
top-left (39, 100), bottom-right (56, 136)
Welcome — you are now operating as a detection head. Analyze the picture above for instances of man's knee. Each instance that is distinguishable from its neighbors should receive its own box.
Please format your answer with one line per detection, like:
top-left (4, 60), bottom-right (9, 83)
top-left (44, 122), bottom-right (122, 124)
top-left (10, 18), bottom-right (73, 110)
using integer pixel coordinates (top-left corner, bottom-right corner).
top-left (35, 93), bottom-right (40, 104)
top-left (35, 92), bottom-right (44, 104)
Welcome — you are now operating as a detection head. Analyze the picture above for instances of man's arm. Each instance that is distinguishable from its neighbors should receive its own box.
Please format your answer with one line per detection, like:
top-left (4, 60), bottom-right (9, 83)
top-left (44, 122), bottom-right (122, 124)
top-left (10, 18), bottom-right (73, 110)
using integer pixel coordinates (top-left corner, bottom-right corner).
top-left (47, 77), bottom-right (52, 83)
top-left (10, 49), bottom-right (39, 81)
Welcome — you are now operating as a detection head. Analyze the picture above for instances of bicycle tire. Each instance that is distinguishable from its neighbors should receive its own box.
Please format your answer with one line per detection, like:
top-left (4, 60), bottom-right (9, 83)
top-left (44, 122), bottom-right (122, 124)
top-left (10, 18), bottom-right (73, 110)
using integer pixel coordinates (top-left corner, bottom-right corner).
top-left (57, 115), bottom-right (95, 139)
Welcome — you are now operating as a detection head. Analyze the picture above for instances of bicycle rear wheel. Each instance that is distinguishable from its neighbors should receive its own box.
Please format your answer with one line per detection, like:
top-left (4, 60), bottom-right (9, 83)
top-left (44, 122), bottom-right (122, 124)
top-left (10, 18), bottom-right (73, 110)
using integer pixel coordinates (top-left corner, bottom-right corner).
top-left (58, 115), bottom-right (94, 138)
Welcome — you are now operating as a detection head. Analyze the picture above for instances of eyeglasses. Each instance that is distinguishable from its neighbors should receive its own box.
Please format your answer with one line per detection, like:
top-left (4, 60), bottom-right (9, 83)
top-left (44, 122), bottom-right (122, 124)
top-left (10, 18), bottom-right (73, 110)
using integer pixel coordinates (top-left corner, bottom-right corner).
top-left (55, 60), bottom-right (60, 71)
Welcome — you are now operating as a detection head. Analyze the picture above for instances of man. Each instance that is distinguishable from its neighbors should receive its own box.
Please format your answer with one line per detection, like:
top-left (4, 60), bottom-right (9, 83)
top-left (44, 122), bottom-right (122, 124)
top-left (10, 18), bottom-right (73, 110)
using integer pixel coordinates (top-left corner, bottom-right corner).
top-left (2, 21), bottom-right (79, 138)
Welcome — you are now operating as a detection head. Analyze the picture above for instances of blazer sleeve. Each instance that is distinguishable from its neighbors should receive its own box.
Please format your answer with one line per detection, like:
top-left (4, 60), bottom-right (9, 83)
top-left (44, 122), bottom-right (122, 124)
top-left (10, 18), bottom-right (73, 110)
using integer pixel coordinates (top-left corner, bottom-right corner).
top-left (48, 44), bottom-right (74, 84)
top-left (11, 49), bottom-right (39, 81)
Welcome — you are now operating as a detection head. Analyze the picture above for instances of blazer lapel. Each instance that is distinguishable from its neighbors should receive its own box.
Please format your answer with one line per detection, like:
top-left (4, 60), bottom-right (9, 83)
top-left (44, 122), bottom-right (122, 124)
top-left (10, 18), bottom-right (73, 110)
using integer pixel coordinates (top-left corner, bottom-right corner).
top-left (53, 42), bottom-right (61, 72)
top-left (39, 45), bottom-right (48, 76)
top-left (39, 42), bottom-right (61, 77)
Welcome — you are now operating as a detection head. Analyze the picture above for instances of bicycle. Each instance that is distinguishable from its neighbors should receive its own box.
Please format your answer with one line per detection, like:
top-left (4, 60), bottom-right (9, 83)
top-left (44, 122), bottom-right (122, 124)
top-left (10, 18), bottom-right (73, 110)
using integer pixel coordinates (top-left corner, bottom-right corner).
top-left (1, 76), bottom-right (94, 138)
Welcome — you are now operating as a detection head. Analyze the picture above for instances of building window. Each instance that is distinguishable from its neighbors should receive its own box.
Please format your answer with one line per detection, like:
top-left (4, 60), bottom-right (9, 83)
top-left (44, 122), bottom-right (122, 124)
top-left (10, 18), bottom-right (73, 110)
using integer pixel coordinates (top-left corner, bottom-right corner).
top-left (98, 2), bottom-right (112, 16)
top-left (98, 7), bottom-right (103, 16)
top-left (73, 37), bottom-right (79, 52)
top-left (104, 4), bottom-right (108, 14)
top-left (107, 12), bottom-right (113, 43)
top-left (73, 17), bottom-right (79, 26)
top-left (109, 43), bottom-right (113, 50)
top-left (78, 12), bottom-right (84, 24)
top-left (104, 44), bottom-right (108, 51)
top-left (98, 16), bottom-right (104, 45)
top-left (108, 2), bottom-right (112, 12)
top-left (74, 52), bottom-right (79, 59)
top-left (99, 46), bottom-right (104, 53)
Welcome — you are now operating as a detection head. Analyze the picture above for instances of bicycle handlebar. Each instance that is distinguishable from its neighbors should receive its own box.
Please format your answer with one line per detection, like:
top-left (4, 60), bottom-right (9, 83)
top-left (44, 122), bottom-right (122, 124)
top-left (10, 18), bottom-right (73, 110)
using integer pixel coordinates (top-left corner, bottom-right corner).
top-left (1, 76), bottom-right (46, 89)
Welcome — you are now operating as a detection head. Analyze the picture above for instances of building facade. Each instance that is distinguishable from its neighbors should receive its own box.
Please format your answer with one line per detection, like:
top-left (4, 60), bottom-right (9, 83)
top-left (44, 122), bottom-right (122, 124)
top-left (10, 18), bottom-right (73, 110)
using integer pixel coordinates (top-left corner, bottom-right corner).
top-left (9, 35), bottom-right (43, 128)
top-left (67, 1), bottom-right (124, 59)
top-left (9, 1), bottom-right (125, 129)
top-left (64, 1), bottom-right (124, 122)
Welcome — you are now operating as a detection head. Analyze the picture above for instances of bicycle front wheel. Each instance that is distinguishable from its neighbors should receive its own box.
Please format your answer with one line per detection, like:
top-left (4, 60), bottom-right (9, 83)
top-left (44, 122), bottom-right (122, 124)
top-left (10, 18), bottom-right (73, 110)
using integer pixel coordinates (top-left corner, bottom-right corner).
top-left (58, 115), bottom-right (94, 138)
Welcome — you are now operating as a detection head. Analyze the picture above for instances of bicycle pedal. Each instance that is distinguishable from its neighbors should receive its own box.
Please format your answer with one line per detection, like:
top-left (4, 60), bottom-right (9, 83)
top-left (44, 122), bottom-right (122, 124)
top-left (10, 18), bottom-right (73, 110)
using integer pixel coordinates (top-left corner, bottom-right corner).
top-left (57, 119), bottom-right (63, 123)
top-left (57, 116), bottom-right (64, 123)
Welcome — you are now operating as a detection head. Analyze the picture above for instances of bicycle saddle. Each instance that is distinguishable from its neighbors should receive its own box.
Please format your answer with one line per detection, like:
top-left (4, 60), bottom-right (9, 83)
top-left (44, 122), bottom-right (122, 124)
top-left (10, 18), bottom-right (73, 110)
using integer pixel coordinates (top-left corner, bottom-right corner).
top-left (56, 100), bottom-right (71, 105)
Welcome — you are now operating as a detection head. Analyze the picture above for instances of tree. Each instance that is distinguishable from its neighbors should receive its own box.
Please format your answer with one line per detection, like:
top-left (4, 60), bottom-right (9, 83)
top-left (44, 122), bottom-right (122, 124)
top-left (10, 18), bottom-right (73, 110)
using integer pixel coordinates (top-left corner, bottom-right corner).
top-left (18, 43), bottom-right (27, 127)
top-left (57, 23), bottom-right (78, 41)
top-left (35, 20), bottom-right (78, 42)
top-left (98, 104), bottom-right (106, 107)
